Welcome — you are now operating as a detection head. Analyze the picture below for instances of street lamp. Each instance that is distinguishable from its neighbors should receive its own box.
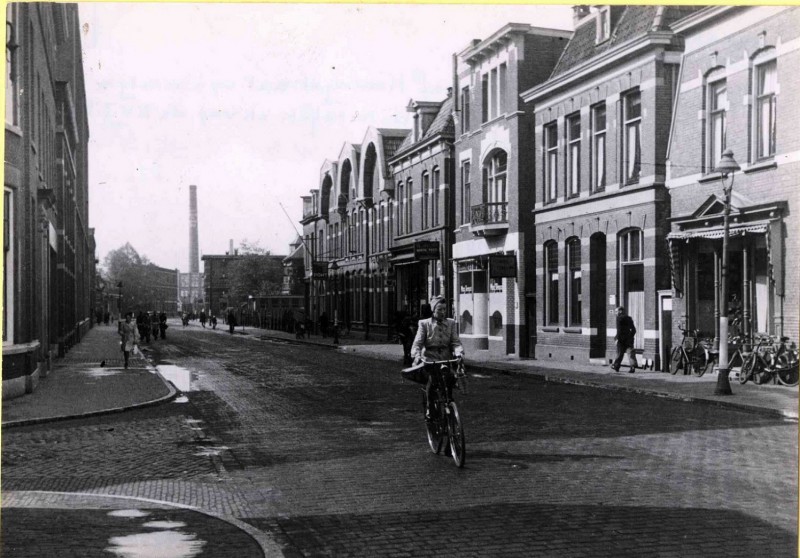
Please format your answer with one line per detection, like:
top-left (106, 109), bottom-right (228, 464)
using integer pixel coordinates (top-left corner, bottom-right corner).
top-left (714, 149), bottom-right (741, 396)
top-left (330, 260), bottom-right (340, 345)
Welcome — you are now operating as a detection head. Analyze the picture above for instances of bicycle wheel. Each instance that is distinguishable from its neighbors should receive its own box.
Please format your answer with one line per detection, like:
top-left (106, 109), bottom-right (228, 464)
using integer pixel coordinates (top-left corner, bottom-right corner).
top-left (669, 347), bottom-right (684, 375)
top-left (424, 393), bottom-right (443, 454)
top-left (775, 354), bottom-right (799, 387)
top-left (446, 402), bottom-right (466, 468)
top-left (739, 354), bottom-right (756, 384)
top-left (692, 347), bottom-right (710, 377)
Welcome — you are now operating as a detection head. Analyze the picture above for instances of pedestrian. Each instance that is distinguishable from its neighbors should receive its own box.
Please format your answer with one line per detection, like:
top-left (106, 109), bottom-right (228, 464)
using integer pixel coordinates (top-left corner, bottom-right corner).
top-left (141, 311), bottom-right (152, 343)
top-left (119, 312), bottom-right (138, 369)
top-left (228, 309), bottom-right (237, 334)
top-left (159, 311), bottom-right (168, 339)
top-left (395, 310), bottom-right (414, 366)
top-left (104, 311), bottom-right (110, 325)
top-left (95, 309), bottom-right (103, 325)
top-left (611, 306), bottom-right (637, 372)
top-left (150, 312), bottom-right (160, 340)
top-left (211, 315), bottom-right (217, 329)
top-left (319, 311), bottom-right (329, 338)
top-left (200, 310), bottom-right (207, 328)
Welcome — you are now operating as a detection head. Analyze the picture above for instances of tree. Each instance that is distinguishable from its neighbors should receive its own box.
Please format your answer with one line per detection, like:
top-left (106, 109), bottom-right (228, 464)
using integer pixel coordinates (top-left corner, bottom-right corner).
top-left (102, 243), bottom-right (158, 314)
top-left (227, 255), bottom-right (283, 305)
top-left (237, 239), bottom-right (270, 256)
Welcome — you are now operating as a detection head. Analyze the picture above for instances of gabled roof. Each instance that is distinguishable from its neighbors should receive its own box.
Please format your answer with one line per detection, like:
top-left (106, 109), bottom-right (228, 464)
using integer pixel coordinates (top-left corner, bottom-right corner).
top-left (284, 242), bottom-right (305, 263)
top-left (394, 94), bottom-right (455, 155)
top-left (551, 6), bottom-right (701, 78)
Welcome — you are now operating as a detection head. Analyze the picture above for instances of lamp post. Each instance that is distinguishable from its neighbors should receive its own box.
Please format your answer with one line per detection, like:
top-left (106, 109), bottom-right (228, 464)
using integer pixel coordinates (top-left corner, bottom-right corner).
top-left (714, 149), bottom-right (741, 396)
top-left (357, 198), bottom-right (373, 340)
top-left (330, 260), bottom-right (340, 345)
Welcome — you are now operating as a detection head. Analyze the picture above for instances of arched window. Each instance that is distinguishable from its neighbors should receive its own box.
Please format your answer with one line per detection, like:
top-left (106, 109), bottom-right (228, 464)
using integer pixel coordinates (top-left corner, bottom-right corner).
top-left (566, 237), bottom-right (582, 326)
top-left (422, 171), bottom-right (430, 229)
top-left (460, 310), bottom-right (473, 335)
top-left (704, 68), bottom-right (727, 172)
top-left (432, 167), bottom-right (440, 227)
top-left (397, 182), bottom-right (405, 235)
top-left (484, 151), bottom-right (507, 223)
top-left (490, 311), bottom-right (503, 336)
top-left (406, 178), bottom-right (414, 233)
top-left (544, 241), bottom-right (559, 325)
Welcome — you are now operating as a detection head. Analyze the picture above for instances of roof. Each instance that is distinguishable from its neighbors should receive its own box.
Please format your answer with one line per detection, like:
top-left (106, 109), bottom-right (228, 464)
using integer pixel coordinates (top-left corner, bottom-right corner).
top-left (550, 6), bottom-right (701, 78)
top-left (394, 94), bottom-right (455, 155)
top-left (284, 242), bottom-right (305, 262)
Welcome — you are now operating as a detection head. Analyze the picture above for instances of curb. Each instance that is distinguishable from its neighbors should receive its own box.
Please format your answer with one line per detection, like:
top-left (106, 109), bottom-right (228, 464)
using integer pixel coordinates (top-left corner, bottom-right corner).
top-left (2, 349), bottom-right (179, 429)
top-left (4, 490), bottom-right (280, 558)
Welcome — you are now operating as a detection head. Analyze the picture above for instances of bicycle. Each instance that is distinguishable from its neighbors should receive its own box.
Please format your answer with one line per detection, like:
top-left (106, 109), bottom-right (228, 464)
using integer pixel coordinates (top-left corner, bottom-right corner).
top-left (669, 326), bottom-right (711, 376)
top-left (740, 335), bottom-right (799, 387)
top-left (404, 357), bottom-right (467, 468)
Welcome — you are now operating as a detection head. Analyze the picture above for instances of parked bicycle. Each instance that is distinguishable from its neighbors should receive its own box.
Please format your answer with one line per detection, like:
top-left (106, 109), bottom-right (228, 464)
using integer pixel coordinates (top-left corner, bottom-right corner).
top-left (403, 357), bottom-right (467, 468)
top-left (670, 326), bottom-right (711, 376)
top-left (740, 334), bottom-right (799, 387)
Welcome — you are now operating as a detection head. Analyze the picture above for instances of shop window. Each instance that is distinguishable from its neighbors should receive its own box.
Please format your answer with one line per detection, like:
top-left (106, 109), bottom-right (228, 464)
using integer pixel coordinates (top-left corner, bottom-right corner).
top-left (460, 310), bottom-right (473, 334)
top-left (490, 311), bottom-right (503, 336)
top-left (490, 277), bottom-right (503, 293)
top-left (459, 272), bottom-right (473, 294)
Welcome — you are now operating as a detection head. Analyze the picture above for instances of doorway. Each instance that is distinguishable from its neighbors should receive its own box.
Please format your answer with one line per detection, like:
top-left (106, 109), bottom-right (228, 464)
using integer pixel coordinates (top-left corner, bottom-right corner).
top-left (589, 233), bottom-right (607, 358)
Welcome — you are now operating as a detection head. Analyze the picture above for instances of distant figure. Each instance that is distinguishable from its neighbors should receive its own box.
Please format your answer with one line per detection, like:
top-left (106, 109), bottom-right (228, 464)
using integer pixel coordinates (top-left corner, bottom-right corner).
top-left (295, 319), bottom-right (306, 339)
top-left (200, 311), bottom-right (207, 328)
top-left (159, 312), bottom-right (168, 339)
top-left (136, 311), bottom-right (146, 340)
top-left (228, 309), bottom-right (237, 334)
top-left (612, 306), bottom-right (637, 373)
top-left (211, 315), bottom-right (217, 329)
top-left (151, 312), bottom-right (160, 340)
top-left (319, 312), bottom-right (329, 338)
top-left (141, 312), bottom-right (152, 343)
top-left (182, 313), bottom-right (189, 327)
top-left (103, 311), bottom-right (110, 325)
top-left (395, 311), bottom-right (414, 367)
top-left (119, 312), bottom-right (138, 369)
top-left (96, 310), bottom-right (103, 325)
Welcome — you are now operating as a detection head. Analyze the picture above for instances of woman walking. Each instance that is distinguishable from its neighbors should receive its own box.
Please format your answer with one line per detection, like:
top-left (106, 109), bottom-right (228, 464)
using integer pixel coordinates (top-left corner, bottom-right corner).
top-left (119, 312), bottom-right (139, 369)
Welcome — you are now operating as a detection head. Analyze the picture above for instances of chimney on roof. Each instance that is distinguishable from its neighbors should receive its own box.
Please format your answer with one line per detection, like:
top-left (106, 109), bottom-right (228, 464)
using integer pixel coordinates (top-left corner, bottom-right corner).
top-left (573, 5), bottom-right (591, 26)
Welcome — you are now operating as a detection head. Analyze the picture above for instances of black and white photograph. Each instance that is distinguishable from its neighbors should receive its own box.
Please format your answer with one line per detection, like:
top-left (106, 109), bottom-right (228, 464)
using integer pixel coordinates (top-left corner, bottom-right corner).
top-left (2, 2), bottom-right (798, 556)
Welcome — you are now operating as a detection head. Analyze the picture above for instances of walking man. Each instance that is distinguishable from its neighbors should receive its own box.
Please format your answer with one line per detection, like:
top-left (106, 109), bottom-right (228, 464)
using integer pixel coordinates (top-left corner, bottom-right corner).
top-left (611, 306), bottom-right (637, 372)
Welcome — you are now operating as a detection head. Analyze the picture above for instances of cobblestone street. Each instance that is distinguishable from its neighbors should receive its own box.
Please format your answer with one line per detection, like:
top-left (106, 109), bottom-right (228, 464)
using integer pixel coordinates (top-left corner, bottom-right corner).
top-left (3, 325), bottom-right (797, 556)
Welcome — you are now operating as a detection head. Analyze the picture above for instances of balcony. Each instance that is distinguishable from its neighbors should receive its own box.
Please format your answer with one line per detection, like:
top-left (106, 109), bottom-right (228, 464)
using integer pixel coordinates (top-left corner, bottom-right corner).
top-left (470, 202), bottom-right (508, 236)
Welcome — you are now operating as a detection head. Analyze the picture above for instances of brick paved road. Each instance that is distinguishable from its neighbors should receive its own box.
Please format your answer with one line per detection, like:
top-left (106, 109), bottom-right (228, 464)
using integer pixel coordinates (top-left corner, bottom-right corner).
top-left (3, 325), bottom-right (797, 556)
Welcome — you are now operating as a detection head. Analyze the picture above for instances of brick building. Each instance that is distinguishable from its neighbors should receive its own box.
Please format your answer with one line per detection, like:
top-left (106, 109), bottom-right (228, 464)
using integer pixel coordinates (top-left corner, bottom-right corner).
top-left (452, 23), bottom-right (570, 358)
top-left (4, 4), bottom-right (94, 398)
top-left (387, 94), bottom-right (456, 323)
top-left (666, 6), bottom-right (800, 350)
top-left (520, 6), bottom-right (698, 369)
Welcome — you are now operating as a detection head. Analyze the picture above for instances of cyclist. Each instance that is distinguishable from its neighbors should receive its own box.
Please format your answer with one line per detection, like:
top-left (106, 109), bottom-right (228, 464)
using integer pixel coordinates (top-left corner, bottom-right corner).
top-left (411, 296), bottom-right (464, 420)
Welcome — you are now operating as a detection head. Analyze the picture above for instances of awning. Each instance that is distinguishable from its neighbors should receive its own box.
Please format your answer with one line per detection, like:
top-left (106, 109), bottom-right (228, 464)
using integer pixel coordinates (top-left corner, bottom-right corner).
top-left (667, 222), bottom-right (768, 241)
top-left (389, 251), bottom-right (418, 266)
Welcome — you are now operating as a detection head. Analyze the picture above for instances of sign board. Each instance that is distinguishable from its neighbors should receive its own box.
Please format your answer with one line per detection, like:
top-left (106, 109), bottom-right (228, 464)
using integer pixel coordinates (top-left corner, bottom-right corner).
top-left (414, 241), bottom-right (440, 260)
top-left (312, 261), bottom-right (329, 279)
top-left (489, 255), bottom-right (517, 278)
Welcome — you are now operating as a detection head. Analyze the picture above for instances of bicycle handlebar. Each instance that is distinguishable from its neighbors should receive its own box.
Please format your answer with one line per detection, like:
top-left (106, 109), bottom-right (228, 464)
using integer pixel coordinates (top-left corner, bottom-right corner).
top-left (419, 357), bottom-right (464, 365)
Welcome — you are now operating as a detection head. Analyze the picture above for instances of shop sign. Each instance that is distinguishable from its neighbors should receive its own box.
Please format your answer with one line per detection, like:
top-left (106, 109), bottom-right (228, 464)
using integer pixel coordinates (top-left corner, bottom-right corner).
top-left (489, 254), bottom-right (517, 278)
top-left (312, 261), bottom-right (329, 279)
top-left (414, 241), bottom-right (440, 260)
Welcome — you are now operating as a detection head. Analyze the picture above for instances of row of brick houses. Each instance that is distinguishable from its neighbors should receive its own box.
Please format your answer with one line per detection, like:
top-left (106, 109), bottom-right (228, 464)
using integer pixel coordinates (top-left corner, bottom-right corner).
top-left (4, 4), bottom-right (95, 398)
top-left (299, 5), bottom-right (797, 369)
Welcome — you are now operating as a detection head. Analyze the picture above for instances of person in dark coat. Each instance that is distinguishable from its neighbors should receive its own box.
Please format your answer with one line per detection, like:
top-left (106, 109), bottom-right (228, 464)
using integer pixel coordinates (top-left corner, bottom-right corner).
top-left (200, 311), bottom-right (207, 328)
top-left (228, 309), bottom-right (237, 334)
top-left (611, 306), bottom-right (637, 372)
top-left (210, 315), bottom-right (217, 329)
top-left (319, 312), bottom-right (329, 338)
top-left (159, 312), bottom-right (168, 339)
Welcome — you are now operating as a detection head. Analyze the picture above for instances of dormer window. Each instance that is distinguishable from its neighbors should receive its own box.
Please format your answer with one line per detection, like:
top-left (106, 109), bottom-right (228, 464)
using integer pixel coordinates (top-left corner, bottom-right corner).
top-left (596, 7), bottom-right (610, 44)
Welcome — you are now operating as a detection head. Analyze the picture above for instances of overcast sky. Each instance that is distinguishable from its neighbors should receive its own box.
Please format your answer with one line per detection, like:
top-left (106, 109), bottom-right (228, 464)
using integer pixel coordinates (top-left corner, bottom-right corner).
top-left (81, 3), bottom-right (573, 272)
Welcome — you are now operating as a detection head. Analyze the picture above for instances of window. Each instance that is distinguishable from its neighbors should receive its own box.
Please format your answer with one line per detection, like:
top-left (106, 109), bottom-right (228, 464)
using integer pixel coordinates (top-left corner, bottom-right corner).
top-left (567, 113), bottom-right (581, 197)
top-left (591, 104), bottom-right (606, 191)
top-left (461, 86), bottom-right (470, 133)
top-left (3, 189), bottom-right (12, 342)
top-left (619, 229), bottom-right (643, 263)
top-left (545, 242), bottom-right (559, 325)
top-left (489, 68), bottom-right (497, 120)
top-left (596, 7), bottom-right (610, 43)
top-left (406, 179), bottom-right (413, 233)
top-left (378, 204), bottom-right (384, 251)
top-left (481, 74), bottom-right (489, 124)
top-left (432, 168), bottom-right (440, 227)
top-left (6, 5), bottom-right (18, 127)
top-left (755, 60), bottom-right (777, 160)
top-left (485, 151), bottom-right (507, 223)
top-left (461, 161), bottom-right (471, 225)
top-left (545, 123), bottom-right (558, 203)
top-left (708, 79), bottom-right (727, 171)
top-left (498, 63), bottom-right (507, 115)
top-left (623, 90), bottom-right (641, 184)
top-left (397, 182), bottom-right (405, 235)
top-left (422, 172), bottom-right (430, 229)
top-left (567, 238), bottom-right (582, 326)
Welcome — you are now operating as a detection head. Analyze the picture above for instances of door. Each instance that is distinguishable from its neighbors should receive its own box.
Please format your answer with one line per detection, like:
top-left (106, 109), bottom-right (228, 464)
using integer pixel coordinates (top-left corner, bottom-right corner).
top-left (589, 233), bottom-right (607, 358)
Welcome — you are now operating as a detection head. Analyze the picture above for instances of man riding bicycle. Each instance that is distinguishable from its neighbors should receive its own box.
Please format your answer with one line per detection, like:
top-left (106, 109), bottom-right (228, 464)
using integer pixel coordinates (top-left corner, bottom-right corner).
top-left (411, 296), bottom-right (464, 421)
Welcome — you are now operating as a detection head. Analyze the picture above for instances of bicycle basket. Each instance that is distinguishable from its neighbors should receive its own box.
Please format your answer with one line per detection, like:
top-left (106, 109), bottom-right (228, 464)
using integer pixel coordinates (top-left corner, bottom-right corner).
top-left (682, 336), bottom-right (696, 351)
top-left (401, 363), bottom-right (428, 384)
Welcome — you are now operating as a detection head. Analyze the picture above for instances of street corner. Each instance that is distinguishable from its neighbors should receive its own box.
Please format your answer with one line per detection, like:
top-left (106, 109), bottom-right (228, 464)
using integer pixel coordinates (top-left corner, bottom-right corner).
top-left (1, 492), bottom-right (276, 558)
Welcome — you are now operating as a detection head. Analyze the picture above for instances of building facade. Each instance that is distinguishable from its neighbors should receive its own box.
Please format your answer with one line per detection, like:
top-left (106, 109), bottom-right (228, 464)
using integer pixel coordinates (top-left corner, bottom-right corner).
top-left (666, 6), bottom-right (800, 352)
top-left (4, 3), bottom-right (94, 398)
top-left (387, 95), bottom-right (456, 323)
top-left (453, 23), bottom-right (570, 358)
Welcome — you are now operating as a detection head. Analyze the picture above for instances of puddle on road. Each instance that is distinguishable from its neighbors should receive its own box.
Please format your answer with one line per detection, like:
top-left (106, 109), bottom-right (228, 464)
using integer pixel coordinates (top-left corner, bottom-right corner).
top-left (108, 509), bottom-right (150, 519)
top-left (81, 367), bottom-right (125, 378)
top-left (106, 530), bottom-right (206, 558)
top-left (158, 364), bottom-right (195, 392)
top-left (143, 520), bottom-right (187, 529)
top-left (173, 395), bottom-right (189, 404)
